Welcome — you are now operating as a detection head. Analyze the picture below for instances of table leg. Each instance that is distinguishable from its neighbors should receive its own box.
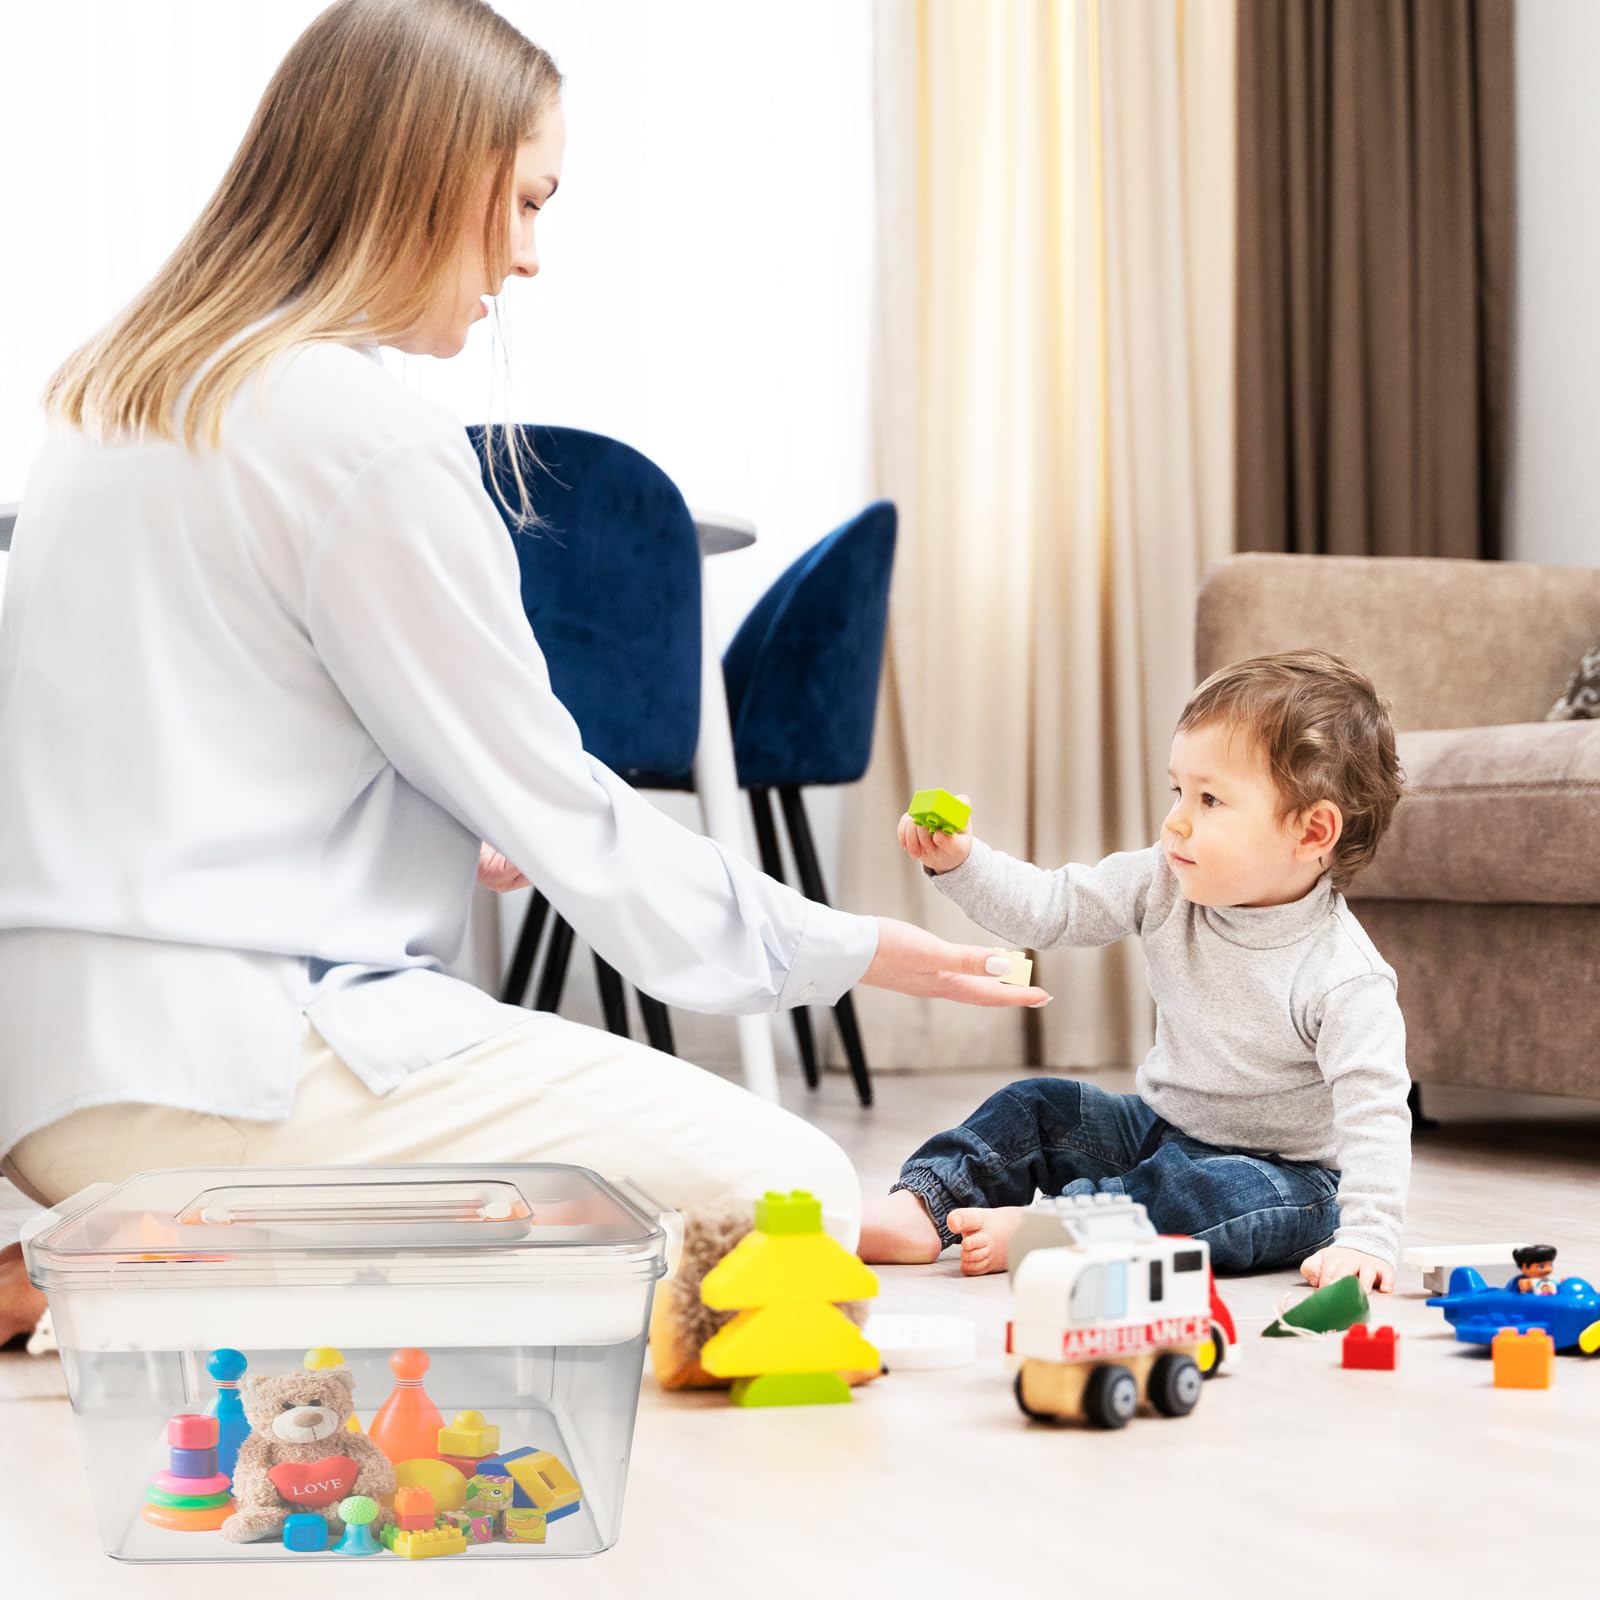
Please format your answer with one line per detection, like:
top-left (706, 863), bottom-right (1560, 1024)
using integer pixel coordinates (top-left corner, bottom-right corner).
top-left (694, 573), bottom-right (781, 1104)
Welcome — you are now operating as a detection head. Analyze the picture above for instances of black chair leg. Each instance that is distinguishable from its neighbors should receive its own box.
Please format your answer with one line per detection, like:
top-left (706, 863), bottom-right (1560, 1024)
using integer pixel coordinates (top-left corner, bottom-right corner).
top-left (637, 992), bottom-right (677, 1056)
top-left (533, 917), bottom-right (575, 1013)
top-left (500, 890), bottom-right (552, 1005)
top-left (751, 786), bottom-right (821, 1090)
top-left (1408, 1082), bottom-right (1436, 1131)
top-left (777, 786), bottom-right (873, 1108)
top-left (595, 954), bottom-right (631, 1038)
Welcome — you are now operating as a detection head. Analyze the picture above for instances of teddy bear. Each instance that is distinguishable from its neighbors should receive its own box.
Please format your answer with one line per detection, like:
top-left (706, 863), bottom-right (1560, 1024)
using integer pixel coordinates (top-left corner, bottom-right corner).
top-left (220, 1366), bottom-right (396, 1544)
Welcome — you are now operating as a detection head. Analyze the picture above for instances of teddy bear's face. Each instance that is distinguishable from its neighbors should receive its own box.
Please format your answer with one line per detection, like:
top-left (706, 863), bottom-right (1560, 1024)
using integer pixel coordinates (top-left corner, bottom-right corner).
top-left (240, 1367), bottom-right (357, 1445)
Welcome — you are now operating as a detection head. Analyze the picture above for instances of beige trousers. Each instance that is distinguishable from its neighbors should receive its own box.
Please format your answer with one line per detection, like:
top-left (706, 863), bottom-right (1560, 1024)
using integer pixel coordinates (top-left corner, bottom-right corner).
top-left (2, 1013), bottom-right (861, 1247)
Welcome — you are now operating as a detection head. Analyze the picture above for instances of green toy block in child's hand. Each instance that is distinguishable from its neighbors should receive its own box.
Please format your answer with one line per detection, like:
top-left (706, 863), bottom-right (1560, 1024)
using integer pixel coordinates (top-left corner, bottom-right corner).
top-left (907, 788), bottom-right (972, 835)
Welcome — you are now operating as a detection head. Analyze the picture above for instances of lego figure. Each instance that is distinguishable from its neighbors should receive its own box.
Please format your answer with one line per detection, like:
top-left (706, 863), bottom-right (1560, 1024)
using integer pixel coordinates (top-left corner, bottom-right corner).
top-left (1513, 1244), bottom-right (1559, 1295)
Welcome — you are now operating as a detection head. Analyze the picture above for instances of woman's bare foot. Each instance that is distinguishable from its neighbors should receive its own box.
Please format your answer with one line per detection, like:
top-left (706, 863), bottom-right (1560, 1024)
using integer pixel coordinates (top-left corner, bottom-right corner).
top-left (0, 1244), bottom-right (47, 1346)
top-left (857, 1190), bottom-right (944, 1264)
top-left (947, 1206), bottom-right (1028, 1275)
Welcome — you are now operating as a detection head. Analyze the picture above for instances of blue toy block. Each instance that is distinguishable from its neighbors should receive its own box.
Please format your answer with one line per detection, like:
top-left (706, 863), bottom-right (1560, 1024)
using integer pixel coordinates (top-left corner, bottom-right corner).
top-left (283, 1513), bottom-right (330, 1552)
top-left (1428, 1267), bottom-right (1600, 1352)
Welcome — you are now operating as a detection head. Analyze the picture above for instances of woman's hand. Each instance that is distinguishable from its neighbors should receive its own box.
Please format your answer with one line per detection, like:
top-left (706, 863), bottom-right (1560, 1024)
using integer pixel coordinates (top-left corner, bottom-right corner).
top-left (859, 918), bottom-right (1051, 1007)
top-left (477, 842), bottom-right (530, 892)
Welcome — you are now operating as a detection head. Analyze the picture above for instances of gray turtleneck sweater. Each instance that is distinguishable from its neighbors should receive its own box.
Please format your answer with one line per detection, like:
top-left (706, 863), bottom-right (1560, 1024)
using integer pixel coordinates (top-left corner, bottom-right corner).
top-left (932, 840), bottom-right (1411, 1264)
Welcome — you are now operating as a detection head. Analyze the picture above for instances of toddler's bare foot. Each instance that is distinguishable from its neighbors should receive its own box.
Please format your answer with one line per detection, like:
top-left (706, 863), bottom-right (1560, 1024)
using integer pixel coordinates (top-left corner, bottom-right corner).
top-left (857, 1190), bottom-right (943, 1264)
top-left (947, 1206), bottom-right (1028, 1275)
top-left (0, 1244), bottom-right (47, 1346)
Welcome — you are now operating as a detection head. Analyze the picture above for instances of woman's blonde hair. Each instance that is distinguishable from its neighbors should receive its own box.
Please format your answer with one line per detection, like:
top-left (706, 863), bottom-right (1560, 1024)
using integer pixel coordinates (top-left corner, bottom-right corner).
top-left (44, 0), bottom-right (560, 512)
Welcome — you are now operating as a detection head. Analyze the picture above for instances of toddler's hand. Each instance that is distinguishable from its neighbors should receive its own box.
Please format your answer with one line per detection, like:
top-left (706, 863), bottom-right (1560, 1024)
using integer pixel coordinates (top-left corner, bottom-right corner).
top-left (1300, 1245), bottom-right (1393, 1294)
top-left (477, 842), bottom-right (530, 892)
top-left (898, 796), bottom-right (974, 874)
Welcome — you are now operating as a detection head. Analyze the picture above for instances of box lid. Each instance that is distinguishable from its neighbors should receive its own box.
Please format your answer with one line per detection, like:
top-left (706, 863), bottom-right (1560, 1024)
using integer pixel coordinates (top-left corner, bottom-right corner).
top-left (24, 1163), bottom-right (669, 1292)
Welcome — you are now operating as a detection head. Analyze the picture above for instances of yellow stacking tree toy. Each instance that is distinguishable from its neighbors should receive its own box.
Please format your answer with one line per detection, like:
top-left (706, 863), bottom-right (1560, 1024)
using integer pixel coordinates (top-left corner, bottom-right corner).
top-left (698, 1190), bottom-right (880, 1407)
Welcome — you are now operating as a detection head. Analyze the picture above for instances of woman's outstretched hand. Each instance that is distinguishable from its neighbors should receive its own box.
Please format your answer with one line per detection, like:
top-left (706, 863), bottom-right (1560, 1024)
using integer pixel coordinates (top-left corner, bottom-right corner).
top-left (859, 918), bottom-right (1051, 1008)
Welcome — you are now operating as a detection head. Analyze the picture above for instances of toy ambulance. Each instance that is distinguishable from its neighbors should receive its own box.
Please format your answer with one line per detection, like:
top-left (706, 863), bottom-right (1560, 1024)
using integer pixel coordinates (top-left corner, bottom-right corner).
top-left (1005, 1193), bottom-right (1237, 1429)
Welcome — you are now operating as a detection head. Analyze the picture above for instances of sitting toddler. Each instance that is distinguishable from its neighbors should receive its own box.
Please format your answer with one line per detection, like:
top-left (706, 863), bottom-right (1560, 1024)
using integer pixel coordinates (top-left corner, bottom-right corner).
top-left (859, 649), bottom-right (1411, 1293)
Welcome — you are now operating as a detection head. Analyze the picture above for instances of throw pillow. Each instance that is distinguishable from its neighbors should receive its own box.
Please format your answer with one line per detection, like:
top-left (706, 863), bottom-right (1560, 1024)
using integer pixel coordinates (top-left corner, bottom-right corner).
top-left (1548, 641), bottom-right (1600, 720)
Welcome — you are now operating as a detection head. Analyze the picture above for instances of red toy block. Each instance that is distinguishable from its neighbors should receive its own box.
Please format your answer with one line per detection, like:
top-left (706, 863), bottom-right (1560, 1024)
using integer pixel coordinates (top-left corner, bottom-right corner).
top-left (168, 1413), bottom-right (218, 1449)
top-left (1342, 1324), bottom-right (1399, 1371)
top-left (439, 1454), bottom-right (484, 1478)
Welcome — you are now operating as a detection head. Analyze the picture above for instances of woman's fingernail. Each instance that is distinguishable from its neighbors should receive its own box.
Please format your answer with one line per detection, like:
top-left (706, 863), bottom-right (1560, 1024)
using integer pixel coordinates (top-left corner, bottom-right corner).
top-left (985, 956), bottom-right (1011, 975)
top-left (1029, 996), bottom-right (1052, 1008)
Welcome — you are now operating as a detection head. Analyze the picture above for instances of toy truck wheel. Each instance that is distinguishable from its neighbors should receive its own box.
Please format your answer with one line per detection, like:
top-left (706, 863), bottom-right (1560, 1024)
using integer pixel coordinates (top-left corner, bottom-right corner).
top-left (1014, 1371), bottom-right (1058, 1424)
top-left (1149, 1354), bottom-right (1202, 1417)
top-left (1083, 1365), bottom-right (1139, 1429)
top-left (1198, 1326), bottom-right (1227, 1378)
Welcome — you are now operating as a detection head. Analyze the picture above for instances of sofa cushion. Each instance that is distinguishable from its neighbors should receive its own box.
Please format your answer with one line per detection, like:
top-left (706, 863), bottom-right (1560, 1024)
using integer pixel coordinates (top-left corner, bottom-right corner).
top-left (1352, 721), bottom-right (1600, 905)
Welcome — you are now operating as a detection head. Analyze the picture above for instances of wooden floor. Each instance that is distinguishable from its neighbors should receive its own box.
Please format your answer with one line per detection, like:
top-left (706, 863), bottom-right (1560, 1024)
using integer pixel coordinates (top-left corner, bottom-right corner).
top-left (4, 1063), bottom-right (1596, 1597)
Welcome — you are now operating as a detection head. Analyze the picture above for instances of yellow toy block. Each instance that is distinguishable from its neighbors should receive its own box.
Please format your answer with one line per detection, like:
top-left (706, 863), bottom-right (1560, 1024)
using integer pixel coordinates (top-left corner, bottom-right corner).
top-left (991, 949), bottom-right (1032, 986)
top-left (390, 1524), bottom-right (468, 1559)
top-left (700, 1301), bottom-right (880, 1377)
top-left (502, 1451), bottom-right (581, 1517)
top-left (700, 1192), bottom-right (878, 1310)
top-left (1492, 1327), bottom-right (1555, 1390)
top-left (437, 1408), bottom-right (499, 1458)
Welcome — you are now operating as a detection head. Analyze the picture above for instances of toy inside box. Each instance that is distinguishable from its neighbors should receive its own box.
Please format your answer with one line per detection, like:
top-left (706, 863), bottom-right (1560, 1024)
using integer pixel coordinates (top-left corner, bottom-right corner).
top-left (21, 1164), bottom-right (669, 1563)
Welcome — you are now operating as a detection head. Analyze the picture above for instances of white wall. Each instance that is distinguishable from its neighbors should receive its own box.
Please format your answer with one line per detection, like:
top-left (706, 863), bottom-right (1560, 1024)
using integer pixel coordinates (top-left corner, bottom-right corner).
top-left (1504, 0), bottom-right (1600, 568)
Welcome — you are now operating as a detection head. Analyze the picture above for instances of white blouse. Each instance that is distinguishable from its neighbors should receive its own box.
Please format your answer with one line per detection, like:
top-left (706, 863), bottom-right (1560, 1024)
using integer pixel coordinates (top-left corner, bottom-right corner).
top-left (0, 339), bottom-right (876, 1155)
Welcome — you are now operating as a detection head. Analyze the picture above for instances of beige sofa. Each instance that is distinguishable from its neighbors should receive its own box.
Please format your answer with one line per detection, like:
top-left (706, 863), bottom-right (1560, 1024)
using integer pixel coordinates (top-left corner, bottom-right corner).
top-left (1195, 554), bottom-right (1600, 1100)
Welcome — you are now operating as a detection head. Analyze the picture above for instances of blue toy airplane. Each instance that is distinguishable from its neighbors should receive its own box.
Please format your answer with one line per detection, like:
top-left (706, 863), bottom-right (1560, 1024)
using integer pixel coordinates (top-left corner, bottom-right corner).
top-left (1428, 1267), bottom-right (1600, 1352)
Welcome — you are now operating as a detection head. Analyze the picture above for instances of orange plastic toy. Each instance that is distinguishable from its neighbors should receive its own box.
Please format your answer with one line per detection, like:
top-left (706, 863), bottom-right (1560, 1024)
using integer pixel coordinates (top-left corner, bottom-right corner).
top-left (367, 1348), bottom-right (445, 1464)
top-left (1492, 1326), bottom-right (1555, 1390)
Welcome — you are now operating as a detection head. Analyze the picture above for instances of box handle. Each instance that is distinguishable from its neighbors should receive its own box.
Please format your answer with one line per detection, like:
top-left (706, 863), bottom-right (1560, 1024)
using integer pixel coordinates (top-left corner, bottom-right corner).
top-left (613, 1176), bottom-right (682, 1276)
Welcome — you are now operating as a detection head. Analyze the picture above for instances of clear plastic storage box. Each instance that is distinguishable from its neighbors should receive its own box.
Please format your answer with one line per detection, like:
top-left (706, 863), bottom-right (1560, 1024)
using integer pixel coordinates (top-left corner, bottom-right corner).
top-left (22, 1163), bottom-right (670, 1563)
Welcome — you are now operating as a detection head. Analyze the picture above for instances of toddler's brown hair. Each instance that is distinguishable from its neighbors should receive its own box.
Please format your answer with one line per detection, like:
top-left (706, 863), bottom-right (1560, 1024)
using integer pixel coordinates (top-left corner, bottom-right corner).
top-left (1176, 649), bottom-right (1404, 891)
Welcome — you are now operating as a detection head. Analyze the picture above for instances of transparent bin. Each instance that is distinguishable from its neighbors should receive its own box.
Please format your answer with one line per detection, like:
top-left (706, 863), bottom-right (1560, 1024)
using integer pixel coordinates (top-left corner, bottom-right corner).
top-left (22, 1163), bottom-right (670, 1563)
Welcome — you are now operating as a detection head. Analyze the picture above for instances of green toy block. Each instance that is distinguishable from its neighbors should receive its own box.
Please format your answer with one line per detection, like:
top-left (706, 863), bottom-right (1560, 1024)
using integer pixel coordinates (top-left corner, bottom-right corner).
top-left (753, 1189), bottom-right (824, 1236)
top-left (907, 787), bottom-right (972, 835)
top-left (1263, 1273), bottom-right (1369, 1337)
top-left (730, 1372), bottom-right (853, 1407)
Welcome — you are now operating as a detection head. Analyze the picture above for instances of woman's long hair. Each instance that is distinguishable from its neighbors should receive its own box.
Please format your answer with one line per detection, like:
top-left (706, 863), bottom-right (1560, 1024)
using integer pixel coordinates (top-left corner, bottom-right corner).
top-left (44, 0), bottom-right (560, 512)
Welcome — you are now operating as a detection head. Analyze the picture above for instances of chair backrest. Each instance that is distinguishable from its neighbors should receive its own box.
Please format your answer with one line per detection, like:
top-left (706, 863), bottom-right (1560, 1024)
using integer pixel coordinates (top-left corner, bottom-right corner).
top-left (468, 424), bottom-right (701, 782)
top-left (723, 500), bottom-right (898, 788)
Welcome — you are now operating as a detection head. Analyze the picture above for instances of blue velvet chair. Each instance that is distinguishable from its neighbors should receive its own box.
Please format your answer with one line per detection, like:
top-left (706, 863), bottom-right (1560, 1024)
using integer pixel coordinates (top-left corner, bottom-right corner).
top-left (722, 500), bottom-right (899, 1107)
top-left (468, 423), bottom-right (701, 1054)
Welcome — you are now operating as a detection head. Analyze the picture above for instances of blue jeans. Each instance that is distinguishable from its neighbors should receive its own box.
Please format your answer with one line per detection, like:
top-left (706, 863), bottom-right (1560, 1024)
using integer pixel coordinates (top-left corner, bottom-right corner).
top-left (893, 1078), bottom-right (1340, 1274)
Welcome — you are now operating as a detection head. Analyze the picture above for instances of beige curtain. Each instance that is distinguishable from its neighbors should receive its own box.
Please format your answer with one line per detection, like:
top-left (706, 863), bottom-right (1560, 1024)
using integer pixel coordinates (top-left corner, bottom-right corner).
top-left (841, 0), bottom-right (1237, 1072)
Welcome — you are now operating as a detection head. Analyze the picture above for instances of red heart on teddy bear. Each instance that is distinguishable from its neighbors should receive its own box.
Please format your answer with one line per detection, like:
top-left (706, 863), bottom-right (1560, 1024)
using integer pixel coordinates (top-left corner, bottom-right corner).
top-left (268, 1455), bottom-right (360, 1507)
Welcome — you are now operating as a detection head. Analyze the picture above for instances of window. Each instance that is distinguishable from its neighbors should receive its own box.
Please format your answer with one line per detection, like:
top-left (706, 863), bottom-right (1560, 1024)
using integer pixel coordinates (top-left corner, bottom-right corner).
top-left (1069, 1265), bottom-right (1104, 1321)
top-left (1104, 1261), bottom-right (1128, 1319)
top-left (1149, 1259), bottom-right (1165, 1302)
top-left (1173, 1249), bottom-right (1204, 1273)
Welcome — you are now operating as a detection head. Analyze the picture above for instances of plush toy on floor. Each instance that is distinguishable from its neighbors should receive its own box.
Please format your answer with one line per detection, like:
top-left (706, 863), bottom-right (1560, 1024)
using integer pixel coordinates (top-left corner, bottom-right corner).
top-left (649, 1198), bottom-right (881, 1391)
top-left (220, 1366), bottom-right (396, 1544)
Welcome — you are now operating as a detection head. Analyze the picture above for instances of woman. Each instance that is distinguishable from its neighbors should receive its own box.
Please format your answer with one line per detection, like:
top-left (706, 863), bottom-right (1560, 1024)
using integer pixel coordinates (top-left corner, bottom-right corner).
top-left (0, 0), bottom-right (1046, 1339)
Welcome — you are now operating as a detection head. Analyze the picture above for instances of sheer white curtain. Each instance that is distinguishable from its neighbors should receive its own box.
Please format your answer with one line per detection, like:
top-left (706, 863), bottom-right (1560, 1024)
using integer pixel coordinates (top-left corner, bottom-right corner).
top-left (841, 0), bottom-right (1237, 1073)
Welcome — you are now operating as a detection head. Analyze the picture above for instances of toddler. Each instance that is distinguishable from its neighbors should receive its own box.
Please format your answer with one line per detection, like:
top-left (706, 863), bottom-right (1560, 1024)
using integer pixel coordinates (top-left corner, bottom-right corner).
top-left (859, 649), bottom-right (1410, 1293)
